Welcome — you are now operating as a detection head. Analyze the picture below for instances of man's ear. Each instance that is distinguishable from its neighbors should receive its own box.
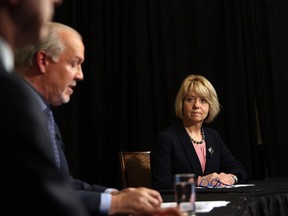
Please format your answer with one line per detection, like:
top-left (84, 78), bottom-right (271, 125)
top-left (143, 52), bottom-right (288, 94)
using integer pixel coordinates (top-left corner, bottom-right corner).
top-left (36, 50), bottom-right (49, 74)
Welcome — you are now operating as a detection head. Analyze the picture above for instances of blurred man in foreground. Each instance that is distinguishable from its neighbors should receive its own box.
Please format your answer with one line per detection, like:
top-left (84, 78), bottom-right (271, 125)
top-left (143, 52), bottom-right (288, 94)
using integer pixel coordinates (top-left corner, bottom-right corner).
top-left (0, 0), bottom-right (88, 215)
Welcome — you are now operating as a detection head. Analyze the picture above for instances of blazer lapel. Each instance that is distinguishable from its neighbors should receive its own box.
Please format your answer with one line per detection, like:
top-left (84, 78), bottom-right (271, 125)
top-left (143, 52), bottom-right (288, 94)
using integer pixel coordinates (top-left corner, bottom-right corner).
top-left (204, 129), bottom-right (216, 175)
top-left (0, 59), bottom-right (7, 74)
top-left (175, 123), bottom-right (203, 175)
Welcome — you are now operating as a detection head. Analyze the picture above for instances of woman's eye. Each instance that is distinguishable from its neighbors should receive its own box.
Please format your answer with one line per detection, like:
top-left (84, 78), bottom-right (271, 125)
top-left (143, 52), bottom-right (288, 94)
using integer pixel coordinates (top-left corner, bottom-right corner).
top-left (186, 97), bottom-right (195, 102)
top-left (201, 98), bottom-right (207, 103)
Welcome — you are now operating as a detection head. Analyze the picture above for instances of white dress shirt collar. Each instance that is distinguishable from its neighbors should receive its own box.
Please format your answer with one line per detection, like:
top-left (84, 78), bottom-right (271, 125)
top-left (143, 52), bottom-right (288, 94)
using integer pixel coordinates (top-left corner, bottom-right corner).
top-left (0, 36), bottom-right (14, 73)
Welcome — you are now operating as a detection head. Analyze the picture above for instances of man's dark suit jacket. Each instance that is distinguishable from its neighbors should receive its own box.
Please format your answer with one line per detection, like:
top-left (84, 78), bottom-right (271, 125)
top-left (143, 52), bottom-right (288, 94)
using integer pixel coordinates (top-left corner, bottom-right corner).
top-left (0, 61), bottom-right (88, 215)
top-left (53, 105), bottom-right (109, 215)
top-left (151, 121), bottom-right (248, 190)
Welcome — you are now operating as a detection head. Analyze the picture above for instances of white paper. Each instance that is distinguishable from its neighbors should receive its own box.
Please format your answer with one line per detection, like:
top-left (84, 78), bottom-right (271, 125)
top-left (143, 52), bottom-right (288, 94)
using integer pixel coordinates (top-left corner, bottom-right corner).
top-left (234, 184), bottom-right (255, 188)
top-left (161, 201), bottom-right (230, 213)
top-left (196, 183), bottom-right (255, 189)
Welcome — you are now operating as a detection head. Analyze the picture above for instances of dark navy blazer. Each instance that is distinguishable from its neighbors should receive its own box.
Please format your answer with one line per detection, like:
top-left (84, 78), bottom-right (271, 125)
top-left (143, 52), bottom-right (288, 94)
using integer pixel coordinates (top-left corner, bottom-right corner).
top-left (151, 121), bottom-right (247, 190)
top-left (54, 118), bottom-right (109, 215)
top-left (17, 74), bottom-right (107, 215)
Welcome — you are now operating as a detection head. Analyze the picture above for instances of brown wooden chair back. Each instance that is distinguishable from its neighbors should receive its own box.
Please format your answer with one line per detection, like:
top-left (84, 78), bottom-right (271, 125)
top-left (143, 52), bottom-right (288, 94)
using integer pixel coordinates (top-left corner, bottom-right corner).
top-left (119, 151), bottom-right (151, 188)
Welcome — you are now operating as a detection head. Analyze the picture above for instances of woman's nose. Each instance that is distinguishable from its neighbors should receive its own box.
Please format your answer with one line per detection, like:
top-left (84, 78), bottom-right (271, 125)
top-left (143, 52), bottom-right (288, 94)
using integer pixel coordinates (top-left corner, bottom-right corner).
top-left (193, 99), bottom-right (200, 108)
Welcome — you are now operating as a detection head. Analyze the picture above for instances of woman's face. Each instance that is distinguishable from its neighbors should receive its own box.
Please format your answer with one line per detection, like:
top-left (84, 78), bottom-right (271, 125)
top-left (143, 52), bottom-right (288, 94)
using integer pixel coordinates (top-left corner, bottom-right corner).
top-left (182, 90), bottom-right (210, 125)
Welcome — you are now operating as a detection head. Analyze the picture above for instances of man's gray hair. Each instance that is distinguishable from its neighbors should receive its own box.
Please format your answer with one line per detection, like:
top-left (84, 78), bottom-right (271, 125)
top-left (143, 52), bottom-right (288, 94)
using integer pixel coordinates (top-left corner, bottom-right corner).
top-left (15, 22), bottom-right (81, 70)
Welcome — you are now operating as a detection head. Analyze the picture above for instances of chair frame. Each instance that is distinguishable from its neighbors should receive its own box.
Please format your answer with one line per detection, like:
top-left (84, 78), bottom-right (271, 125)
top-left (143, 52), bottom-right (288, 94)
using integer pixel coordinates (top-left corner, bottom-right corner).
top-left (119, 151), bottom-right (151, 188)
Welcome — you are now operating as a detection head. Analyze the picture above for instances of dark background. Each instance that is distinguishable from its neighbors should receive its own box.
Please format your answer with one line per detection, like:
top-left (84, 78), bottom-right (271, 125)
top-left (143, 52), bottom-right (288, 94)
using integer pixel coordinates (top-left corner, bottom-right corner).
top-left (53, 0), bottom-right (288, 189)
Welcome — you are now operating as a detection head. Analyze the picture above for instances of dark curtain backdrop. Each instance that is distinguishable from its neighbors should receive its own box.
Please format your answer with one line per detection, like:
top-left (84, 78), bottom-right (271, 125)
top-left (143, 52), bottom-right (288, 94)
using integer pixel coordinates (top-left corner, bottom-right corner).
top-left (53, 0), bottom-right (288, 189)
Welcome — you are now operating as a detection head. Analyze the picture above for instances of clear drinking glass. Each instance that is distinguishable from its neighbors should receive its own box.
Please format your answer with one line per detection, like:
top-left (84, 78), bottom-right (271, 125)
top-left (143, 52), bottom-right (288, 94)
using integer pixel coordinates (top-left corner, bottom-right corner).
top-left (174, 173), bottom-right (196, 215)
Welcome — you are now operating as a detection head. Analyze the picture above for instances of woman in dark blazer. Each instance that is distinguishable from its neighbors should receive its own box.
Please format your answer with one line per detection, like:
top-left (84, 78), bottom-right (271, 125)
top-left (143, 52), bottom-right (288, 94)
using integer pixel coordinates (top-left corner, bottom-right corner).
top-left (151, 74), bottom-right (247, 190)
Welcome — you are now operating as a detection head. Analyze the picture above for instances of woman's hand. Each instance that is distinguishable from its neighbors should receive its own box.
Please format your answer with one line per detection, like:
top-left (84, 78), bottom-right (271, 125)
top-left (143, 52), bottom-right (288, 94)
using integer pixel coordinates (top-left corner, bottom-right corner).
top-left (198, 172), bottom-right (235, 187)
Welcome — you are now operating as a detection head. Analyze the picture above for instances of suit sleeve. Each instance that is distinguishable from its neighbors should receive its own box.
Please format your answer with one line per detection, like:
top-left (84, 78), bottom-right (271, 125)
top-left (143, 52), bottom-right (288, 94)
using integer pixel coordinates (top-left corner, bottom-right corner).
top-left (71, 177), bottom-right (108, 192)
top-left (213, 130), bottom-right (248, 182)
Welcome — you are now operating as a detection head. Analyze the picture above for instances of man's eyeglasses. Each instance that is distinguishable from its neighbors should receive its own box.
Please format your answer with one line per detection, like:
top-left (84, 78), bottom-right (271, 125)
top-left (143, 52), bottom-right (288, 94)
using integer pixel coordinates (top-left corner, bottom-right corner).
top-left (199, 178), bottom-right (235, 188)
